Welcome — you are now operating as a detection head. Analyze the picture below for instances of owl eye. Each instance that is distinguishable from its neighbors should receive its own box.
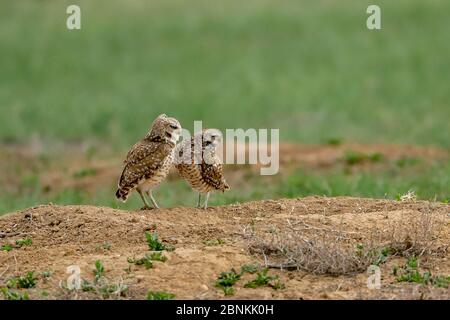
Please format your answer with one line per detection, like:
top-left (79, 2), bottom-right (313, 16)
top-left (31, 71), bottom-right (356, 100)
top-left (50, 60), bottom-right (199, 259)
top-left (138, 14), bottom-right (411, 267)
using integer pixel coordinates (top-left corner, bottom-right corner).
top-left (205, 141), bottom-right (212, 146)
top-left (170, 124), bottom-right (178, 129)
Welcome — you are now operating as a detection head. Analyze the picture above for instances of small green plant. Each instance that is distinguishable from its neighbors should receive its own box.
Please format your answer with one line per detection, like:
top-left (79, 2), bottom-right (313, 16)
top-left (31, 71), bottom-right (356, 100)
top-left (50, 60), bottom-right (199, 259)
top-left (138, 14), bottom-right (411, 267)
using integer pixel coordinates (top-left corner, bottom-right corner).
top-left (244, 268), bottom-right (278, 289)
top-left (146, 290), bottom-right (175, 300)
top-left (326, 138), bottom-right (342, 146)
top-left (127, 255), bottom-right (153, 269)
top-left (406, 255), bottom-right (418, 269)
top-left (1, 244), bottom-right (13, 252)
top-left (344, 151), bottom-right (384, 165)
top-left (396, 157), bottom-right (420, 168)
top-left (128, 251), bottom-right (167, 269)
top-left (99, 283), bottom-right (128, 299)
top-left (202, 238), bottom-right (225, 246)
top-left (7, 272), bottom-right (37, 289)
top-left (41, 270), bottom-right (52, 279)
top-left (16, 238), bottom-right (33, 247)
top-left (124, 266), bottom-right (132, 274)
top-left (149, 252), bottom-right (167, 262)
top-left (102, 242), bottom-right (112, 250)
top-left (93, 260), bottom-right (105, 283)
top-left (431, 276), bottom-right (450, 288)
top-left (369, 152), bottom-right (383, 162)
top-left (214, 266), bottom-right (283, 295)
top-left (1, 238), bottom-right (33, 251)
top-left (395, 256), bottom-right (449, 288)
top-left (356, 243), bottom-right (365, 257)
top-left (222, 286), bottom-right (235, 296)
top-left (73, 167), bottom-right (98, 178)
top-left (392, 266), bottom-right (398, 276)
top-left (145, 231), bottom-right (166, 251)
top-left (344, 151), bottom-right (366, 165)
top-left (397, 270), bottom-right (426, 283)
top-left (215, 269), bottom-right (241, 288)
top-left (395, 255), bottom-right (420, 283)
top-left (81, 279), bottom-right (96, 292)
top-left (80, 278), bottom-right (128, 298)
top-left (372, 247), bottom-right (392, 266)
top-left (0, 287), bottom-right (30, 300)
top-left (241, 264), bottom-right (260, 274)
top-left (271, 279), bottom-right (285, 290)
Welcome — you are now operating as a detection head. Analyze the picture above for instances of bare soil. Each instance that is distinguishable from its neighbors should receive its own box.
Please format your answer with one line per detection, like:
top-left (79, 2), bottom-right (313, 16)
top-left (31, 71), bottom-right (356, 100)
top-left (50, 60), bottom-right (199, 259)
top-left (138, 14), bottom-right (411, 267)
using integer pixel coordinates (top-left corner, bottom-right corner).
top-left (0, 197), bottom-right (449, 300)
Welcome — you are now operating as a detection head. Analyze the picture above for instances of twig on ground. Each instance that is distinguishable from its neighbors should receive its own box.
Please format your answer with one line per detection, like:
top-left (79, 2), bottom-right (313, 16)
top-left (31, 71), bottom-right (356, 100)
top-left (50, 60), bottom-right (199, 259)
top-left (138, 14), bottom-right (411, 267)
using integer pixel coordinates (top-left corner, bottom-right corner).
top-left (13, 253), bottom-right (18, 274)
top-left (0, 265), bottom-right (10, 280)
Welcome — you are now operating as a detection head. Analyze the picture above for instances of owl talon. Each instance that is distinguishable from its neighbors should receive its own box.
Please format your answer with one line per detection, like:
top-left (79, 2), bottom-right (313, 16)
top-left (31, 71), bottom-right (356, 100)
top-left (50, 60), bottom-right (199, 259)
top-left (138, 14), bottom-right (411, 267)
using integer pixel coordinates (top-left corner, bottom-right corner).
top-left (147, 190), bottom-right (160, 209)
top-left (196, 193), bottom-right (202, 208)
top-left (202, 192), bottom-right (210, 210)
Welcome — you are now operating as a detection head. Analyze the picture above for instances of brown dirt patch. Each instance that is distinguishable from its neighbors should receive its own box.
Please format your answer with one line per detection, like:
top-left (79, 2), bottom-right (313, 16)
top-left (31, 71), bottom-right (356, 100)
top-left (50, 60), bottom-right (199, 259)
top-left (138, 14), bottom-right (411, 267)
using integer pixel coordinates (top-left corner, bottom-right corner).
top-left (1, 197), bottom-right (449, 300)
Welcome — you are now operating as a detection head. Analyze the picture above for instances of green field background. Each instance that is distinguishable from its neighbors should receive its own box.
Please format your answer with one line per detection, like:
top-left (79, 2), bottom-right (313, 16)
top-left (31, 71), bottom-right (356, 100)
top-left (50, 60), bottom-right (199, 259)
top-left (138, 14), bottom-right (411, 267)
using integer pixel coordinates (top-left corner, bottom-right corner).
top-left (0, 0), bottom-right (449, 213)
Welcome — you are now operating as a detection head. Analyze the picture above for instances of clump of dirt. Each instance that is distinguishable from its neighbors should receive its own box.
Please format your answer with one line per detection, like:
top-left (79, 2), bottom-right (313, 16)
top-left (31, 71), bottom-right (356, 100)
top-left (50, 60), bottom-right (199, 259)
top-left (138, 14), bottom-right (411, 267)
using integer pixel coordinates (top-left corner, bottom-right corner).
top-left (0, 197), bottom-right (448, 300)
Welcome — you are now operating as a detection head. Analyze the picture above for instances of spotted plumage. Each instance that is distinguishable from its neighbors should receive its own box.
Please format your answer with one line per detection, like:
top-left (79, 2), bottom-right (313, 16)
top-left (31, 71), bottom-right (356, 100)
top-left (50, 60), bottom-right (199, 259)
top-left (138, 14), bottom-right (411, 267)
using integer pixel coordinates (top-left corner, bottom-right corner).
top-left (116, 114), bottom-right (181, 209)
top-left (175, 129), bottom-right (230, 209)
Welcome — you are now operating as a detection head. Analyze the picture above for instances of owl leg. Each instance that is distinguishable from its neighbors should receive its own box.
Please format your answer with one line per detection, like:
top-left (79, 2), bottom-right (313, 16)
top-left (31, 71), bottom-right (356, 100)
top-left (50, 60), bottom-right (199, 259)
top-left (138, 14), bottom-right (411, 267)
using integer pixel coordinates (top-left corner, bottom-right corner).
top-left (202, 192), bottom-right (210, 209)
top-left (137, 190), bottom-right (151, 210)
top-left (196, 193), bottom-right (202, 208)
top-left (146, 190), bottom-right (160, 209)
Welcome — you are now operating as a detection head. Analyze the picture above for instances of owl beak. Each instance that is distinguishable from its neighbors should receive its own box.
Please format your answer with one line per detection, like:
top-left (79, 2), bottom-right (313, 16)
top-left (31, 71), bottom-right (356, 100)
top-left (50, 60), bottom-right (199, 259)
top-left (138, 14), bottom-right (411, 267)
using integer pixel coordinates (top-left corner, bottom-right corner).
top-left (171, 128), bottom-right (182, 143)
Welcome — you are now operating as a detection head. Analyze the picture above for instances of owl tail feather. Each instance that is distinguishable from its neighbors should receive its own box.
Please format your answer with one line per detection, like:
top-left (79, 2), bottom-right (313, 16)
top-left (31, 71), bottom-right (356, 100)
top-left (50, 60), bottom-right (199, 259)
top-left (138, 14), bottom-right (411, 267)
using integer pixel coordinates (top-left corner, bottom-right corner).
top-left (115, 188), bottom-right (129, 202)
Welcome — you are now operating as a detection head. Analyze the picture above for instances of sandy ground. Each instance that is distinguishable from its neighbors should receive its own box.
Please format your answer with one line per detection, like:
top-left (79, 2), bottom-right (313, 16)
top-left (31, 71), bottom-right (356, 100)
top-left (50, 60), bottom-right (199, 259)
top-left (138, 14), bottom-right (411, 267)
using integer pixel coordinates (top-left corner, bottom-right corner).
top-left (0, 197), bottom-right (449, 300)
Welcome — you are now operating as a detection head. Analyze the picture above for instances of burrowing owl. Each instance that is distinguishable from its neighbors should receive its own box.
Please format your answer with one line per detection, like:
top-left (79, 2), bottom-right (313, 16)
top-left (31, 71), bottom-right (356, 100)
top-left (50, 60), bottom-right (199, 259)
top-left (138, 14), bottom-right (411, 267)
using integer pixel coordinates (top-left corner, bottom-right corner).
top-left (175, 129), bottom-right (230, 209)
top-left (115, 114), bottom-right (181, 209)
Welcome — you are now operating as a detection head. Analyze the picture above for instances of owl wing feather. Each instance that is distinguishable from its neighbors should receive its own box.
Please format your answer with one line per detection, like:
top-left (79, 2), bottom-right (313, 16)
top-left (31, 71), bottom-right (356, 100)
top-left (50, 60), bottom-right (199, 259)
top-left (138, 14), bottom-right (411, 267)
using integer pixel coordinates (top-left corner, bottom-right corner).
top-left (175, 135), bottom-right (230, 192)
top-left (118, 139), bottom-right (173, 189)
top-left (200, 160), bottom-right (229, 191)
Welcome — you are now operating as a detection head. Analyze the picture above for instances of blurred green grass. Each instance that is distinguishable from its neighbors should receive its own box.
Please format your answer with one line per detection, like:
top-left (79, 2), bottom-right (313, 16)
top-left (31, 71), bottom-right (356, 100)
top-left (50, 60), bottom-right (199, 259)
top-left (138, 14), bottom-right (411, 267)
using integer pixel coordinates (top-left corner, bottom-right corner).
top-left (0, 0), bottom-right (449, 214)
top-left (0, 160), bottom-right (448, 215)
top-left (1, 0), bottom-right (449, 147)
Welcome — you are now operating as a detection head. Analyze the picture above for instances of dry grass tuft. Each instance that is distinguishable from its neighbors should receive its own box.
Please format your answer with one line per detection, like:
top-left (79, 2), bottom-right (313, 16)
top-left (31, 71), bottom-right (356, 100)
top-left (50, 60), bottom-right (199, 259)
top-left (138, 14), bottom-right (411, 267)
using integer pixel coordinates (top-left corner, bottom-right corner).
top-left (243, 205), bottom-right (448, 276)
top-left (383, 205), bottom-right (448, 257)
top-left (244, 219), bottom-right (380, 275)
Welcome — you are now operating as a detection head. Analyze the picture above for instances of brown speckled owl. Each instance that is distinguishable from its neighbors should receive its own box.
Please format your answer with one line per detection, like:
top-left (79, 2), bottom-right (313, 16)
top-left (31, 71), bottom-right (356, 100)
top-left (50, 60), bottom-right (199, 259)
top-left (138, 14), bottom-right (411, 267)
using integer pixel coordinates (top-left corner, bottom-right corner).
top-left (175, 129), bottom-right (230, 209)
top-left (115, 114), bottom-right (181, 209)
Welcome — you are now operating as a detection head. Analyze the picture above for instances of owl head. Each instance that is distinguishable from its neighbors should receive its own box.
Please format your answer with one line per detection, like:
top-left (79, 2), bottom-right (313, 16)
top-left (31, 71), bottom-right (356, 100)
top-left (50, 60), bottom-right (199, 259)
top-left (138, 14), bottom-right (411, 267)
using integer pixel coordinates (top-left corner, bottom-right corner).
top-left (148, 114), bottom-right (182, 144)
top-left (174, 128), bottom-right (223, 165)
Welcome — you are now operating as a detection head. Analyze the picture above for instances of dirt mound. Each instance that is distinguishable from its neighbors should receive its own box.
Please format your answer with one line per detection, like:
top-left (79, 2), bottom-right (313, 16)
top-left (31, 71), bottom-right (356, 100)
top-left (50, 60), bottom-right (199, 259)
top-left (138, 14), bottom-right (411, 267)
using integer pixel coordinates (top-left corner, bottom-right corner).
top-left (1, 197), bottom-right (449, 300)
